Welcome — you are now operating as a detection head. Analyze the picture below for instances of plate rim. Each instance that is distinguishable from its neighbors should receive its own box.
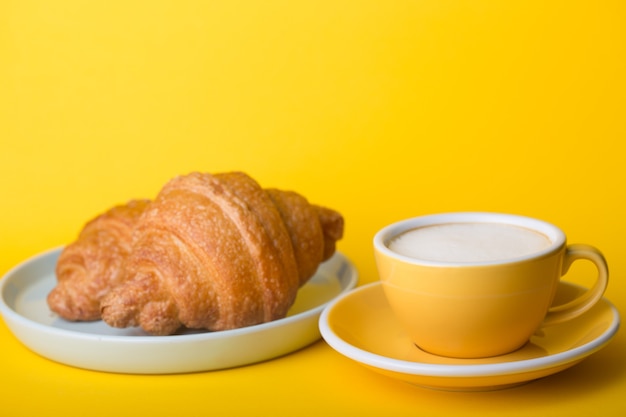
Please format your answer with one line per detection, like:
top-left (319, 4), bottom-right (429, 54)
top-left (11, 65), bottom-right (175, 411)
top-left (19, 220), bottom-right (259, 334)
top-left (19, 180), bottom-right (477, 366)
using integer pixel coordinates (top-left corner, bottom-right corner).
top-left (0, 247), bottom-right (359, 371)
top-left (319, 281), bottom-right (620, 379)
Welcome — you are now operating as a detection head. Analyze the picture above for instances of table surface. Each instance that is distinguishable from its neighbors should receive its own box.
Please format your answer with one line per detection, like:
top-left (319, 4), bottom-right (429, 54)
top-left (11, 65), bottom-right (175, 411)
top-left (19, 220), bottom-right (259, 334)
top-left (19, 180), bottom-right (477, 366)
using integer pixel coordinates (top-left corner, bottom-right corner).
top-left (1, 1), bottom-right (624, 416)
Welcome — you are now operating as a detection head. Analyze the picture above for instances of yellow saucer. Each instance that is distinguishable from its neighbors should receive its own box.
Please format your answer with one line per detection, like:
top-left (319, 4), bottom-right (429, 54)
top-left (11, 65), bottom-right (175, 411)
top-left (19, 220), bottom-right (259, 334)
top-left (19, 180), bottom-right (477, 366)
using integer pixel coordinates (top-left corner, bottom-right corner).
top-left (319, 281), bottom-right (620, 391)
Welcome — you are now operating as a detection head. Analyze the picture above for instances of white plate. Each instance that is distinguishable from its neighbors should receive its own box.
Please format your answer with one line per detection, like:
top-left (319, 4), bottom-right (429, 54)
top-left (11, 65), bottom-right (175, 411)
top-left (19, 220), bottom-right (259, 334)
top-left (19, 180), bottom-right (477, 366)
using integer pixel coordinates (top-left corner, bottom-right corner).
top-left (319, 281), bottom-right (620, 391)
top-left (0, 248), bottom-right (358, 374)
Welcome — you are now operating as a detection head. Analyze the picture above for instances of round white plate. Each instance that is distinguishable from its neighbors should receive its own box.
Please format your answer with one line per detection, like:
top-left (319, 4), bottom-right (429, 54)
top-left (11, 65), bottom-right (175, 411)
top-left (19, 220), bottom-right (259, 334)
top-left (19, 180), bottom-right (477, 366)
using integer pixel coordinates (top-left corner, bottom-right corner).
top-left (0, 248), bottom-right (358, 374)
top-left (319, 281), bottom-right (620, 391)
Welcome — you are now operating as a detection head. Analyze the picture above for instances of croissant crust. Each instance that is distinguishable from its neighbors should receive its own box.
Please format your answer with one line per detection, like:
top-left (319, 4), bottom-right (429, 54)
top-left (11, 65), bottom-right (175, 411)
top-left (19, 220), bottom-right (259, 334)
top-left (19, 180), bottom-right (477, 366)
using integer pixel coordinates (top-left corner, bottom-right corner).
top-left (96, 172), bottom-right (343, 335)
top-left (47, 199), bottom-right (150, 321)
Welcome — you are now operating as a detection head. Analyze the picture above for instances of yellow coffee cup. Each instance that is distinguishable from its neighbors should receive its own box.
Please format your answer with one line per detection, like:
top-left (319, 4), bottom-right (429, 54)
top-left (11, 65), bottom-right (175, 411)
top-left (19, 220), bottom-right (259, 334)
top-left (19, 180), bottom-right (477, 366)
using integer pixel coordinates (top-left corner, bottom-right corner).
top-left (373, 212), bottom-right (608, 358)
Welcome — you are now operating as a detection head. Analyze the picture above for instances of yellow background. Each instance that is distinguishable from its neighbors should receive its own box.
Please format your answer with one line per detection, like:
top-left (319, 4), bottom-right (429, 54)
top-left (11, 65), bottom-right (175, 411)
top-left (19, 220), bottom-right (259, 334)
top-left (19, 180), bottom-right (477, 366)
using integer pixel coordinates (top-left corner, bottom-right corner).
top-left (1, 1), bottom-right (624, 416)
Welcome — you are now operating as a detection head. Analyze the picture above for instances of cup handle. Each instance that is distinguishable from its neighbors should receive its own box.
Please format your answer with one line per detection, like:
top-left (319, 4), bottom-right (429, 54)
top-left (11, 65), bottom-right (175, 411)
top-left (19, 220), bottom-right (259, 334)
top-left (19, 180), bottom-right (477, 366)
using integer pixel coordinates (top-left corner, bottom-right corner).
top-left (543, 244), bottom-right (609, 326)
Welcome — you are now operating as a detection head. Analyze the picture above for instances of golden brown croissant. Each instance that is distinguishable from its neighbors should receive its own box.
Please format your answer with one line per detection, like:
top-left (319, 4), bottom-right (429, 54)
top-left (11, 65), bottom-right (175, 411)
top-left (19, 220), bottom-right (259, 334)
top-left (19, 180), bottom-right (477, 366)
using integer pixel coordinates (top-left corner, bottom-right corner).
top-left (100, 172), bottom-right (344, 335)
top-left (47, 199), bottom-right (151, 321)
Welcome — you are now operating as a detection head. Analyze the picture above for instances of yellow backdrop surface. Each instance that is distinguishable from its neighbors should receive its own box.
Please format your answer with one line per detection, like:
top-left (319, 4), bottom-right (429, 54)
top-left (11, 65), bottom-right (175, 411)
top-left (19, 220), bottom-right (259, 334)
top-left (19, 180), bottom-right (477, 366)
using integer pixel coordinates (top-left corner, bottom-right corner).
top-left (1, 1), bottom-right (624, 416)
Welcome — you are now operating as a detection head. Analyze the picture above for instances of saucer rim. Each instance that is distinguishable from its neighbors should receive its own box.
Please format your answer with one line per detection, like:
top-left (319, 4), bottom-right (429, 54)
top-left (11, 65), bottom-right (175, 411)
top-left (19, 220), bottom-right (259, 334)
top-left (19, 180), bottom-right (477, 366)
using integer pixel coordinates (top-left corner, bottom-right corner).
top-left (319, 281), bottom-right (620, 378)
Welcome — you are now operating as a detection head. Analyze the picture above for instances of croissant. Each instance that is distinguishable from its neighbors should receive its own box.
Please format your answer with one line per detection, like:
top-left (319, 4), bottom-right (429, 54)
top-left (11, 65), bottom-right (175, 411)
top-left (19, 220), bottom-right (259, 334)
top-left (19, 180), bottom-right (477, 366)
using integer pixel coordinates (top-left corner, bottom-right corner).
top-left (100, 172), bottom-right (344, 335)
top-left (47, 199), bottom-right (151, 321)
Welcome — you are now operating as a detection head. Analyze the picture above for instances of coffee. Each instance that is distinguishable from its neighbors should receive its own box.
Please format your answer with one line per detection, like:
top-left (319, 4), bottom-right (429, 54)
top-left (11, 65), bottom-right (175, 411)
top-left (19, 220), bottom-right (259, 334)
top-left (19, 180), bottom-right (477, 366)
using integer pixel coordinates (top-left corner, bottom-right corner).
top-left (388, 222), bottom-right (552, 263)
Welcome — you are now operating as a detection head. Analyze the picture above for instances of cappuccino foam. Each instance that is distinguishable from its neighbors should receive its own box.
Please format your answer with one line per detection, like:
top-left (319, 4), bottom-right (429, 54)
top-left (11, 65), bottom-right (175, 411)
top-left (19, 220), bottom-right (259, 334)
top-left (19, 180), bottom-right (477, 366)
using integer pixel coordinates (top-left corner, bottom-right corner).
top-left (388, 222), bottom-right (552, 263)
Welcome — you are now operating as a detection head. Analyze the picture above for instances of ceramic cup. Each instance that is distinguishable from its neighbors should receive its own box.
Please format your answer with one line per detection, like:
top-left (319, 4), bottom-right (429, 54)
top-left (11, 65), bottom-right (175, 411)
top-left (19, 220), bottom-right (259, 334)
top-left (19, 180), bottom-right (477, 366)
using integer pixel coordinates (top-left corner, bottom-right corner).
top-left (373, 212), bottom-right (609, 358)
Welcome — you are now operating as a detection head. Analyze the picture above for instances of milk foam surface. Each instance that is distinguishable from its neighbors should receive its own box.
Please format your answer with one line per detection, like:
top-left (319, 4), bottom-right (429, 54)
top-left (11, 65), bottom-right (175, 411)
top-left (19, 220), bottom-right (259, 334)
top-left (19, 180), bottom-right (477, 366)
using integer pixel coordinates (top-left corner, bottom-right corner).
top-left (388, 222), bottom-right (552, 263)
